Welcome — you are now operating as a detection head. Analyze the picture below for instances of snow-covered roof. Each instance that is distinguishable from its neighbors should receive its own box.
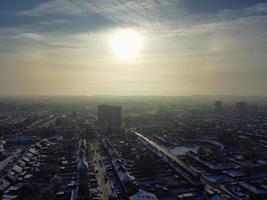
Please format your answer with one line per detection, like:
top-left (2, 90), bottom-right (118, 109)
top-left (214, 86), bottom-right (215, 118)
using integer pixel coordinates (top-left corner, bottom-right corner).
top-left (130, 190), bottom-right (158, 200)
top-left (118, 171), bottom-right (135, 183)
top-left (0, 177), bottom-right (11, 191)
top-left (77, 158), bottom-right (89, 171)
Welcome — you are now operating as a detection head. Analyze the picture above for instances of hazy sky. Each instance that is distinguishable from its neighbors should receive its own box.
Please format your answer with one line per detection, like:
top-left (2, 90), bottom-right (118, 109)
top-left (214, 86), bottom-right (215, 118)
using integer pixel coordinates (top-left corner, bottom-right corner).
top-left (0, 0), bottom-right (267, 96)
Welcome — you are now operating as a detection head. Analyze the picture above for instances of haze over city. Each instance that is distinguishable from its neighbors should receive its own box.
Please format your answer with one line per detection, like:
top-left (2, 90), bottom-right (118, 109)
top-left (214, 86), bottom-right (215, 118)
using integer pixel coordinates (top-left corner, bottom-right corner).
top-left (1, 2), bottom-right (267, 200)
top-left (0, 0), bottom-right (267, 96)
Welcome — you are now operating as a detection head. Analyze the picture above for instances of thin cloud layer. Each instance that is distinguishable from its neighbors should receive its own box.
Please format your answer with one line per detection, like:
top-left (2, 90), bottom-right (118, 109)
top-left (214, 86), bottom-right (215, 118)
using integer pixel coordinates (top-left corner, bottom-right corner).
top-left (0, 0), bottom-right (266, 95)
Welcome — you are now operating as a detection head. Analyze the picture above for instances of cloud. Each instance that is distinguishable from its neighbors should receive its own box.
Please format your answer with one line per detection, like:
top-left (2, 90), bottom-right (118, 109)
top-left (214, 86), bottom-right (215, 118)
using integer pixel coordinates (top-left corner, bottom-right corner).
top-left (15, 0), bottom-right (267, 31)
top-left (18, 0), bottom-right (90, 16)
top-left (1, 0), bottom-right (267, 95)
top-left (180, 0), bottom-right (267, 13)
top-left (13, 32), bottom-right (43, 41)
top-left (2, 3), bottom-right (267, 55)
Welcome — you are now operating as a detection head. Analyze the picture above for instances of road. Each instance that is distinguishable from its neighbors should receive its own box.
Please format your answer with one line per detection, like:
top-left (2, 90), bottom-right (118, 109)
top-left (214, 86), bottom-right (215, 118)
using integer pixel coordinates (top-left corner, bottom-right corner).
top-left (129, 129), bottom-right (199, 183)
top-left (128, 129), bottom-right (241, 200)
top-left (91, 143), bottom-right (110, 200)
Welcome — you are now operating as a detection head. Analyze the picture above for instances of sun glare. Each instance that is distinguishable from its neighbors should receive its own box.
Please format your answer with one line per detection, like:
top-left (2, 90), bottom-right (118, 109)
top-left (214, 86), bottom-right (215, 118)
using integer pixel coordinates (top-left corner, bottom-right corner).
top-left (111, 29), bottom-right (143, 60)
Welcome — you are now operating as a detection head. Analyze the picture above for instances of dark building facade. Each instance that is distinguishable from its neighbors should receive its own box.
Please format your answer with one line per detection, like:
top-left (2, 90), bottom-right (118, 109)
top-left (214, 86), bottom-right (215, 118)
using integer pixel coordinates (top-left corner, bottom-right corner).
top-left (236, 101), bottom-right (248, 116)
top-left (97, 105), bottom-right (122, 129)
top-left (214, 101), bottom-right (222, 112)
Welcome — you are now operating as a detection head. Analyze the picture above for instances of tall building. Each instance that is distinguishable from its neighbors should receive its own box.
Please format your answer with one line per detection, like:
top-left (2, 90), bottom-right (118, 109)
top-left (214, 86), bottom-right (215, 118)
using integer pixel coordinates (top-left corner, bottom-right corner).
top-left (97, 104), bottom-right (122, 129)
top-left (236, 101), bottom-right (248, 116)
top-left (109, 105), bottom-right (122, 128)
top-left (214, 101), bottom-right (222, 112)
top-left (97, 104), bottom-right (110, 127)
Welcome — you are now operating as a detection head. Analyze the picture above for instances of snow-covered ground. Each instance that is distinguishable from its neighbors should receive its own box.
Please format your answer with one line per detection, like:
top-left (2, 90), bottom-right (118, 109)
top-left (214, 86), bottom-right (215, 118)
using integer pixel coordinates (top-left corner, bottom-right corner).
top-left (169, 145), bottom-right (199, 156)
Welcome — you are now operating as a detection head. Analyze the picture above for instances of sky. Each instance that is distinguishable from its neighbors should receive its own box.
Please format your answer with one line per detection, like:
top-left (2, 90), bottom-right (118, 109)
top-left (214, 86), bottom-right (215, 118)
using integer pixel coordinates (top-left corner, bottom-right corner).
top-left (0, 0), bottom-right (267, 96)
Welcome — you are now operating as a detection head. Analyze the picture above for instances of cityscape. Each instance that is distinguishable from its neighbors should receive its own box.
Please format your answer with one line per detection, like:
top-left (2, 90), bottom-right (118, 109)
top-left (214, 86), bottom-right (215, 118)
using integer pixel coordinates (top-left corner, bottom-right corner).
top-left (0, 96), bottom-right (266, 200)
top-left (1, 0), bottom-right (267, 200)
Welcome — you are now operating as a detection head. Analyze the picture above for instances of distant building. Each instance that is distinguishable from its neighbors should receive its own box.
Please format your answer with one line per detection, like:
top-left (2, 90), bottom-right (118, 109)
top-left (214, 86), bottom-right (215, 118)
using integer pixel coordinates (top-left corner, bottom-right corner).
top-left (109, 105), bottom-right (122, 128)
top-left (236, 101), bottom-right (248, 115)
top-left (97, 104), bottom-right (110, 127)
top-left (214, 101), bottom-right (222, 112)
top-left (97, 105), bottom-right (122, 129)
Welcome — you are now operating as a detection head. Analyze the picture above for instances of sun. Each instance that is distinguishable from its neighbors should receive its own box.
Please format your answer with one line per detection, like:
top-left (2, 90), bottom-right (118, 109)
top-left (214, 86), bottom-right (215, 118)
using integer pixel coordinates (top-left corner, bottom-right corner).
top-left (111, 29), bottom-right (143, 60)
